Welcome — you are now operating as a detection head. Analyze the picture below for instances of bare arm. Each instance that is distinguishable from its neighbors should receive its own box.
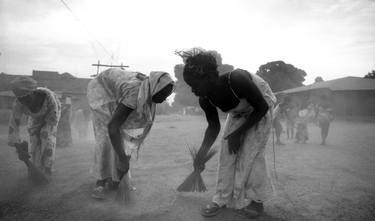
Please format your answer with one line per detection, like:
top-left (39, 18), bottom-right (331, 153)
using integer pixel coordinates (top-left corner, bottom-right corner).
top-left (108, 103), bottom-right (134, 165)
top-left (225, 71), bottom-right (269, 139)
top-left (196, 97), bottom-right (221, 158)
top-left (44, 94), bottom-right (61, 128)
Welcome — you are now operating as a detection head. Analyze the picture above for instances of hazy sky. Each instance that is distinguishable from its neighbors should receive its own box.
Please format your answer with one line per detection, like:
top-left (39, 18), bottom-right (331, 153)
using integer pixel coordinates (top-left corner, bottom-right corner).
top-left (1, 0), bottom-right (374, 84)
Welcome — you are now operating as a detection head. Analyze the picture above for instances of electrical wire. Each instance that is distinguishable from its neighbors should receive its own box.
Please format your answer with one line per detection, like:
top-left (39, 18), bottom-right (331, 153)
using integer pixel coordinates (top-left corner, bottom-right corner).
top-left (58, 0), bottom-right (117, 63)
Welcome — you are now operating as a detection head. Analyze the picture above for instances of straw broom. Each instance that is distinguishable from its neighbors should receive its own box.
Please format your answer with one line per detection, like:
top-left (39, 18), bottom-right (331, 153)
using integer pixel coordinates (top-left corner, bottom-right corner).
top-left (115, 173), bottom-right (135, 203)
top-left (16, 141), bottom-right (49, 185)
top-left (177, 146), bottom-right (217, 192)
top-left (115, 155), bottom-right (135, 203)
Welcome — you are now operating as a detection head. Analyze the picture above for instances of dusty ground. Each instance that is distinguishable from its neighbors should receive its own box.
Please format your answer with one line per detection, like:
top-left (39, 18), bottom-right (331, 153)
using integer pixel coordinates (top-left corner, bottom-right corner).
top-left (0, 115), bottom-right (374, 221)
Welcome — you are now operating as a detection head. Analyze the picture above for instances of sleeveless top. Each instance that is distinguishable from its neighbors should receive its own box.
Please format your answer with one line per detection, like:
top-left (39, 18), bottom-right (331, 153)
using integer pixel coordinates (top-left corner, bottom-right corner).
top-left (209, 70), bottom-right (276, 115)
top-left (218, 70), bottom-right (276, 138)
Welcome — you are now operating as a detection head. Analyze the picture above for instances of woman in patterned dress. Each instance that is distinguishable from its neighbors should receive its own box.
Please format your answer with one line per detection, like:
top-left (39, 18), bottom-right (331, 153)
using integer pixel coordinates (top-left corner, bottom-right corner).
top-left (56, 96), bottom-right (73, 148)
top-left (177, 48), bottom-right (276, 218)
top-left (8, 76), bottom-right (61, 180)
top-left (87, 68), bottom-right (174, 199)
top-left (295, 109), bottom-right (308, 143)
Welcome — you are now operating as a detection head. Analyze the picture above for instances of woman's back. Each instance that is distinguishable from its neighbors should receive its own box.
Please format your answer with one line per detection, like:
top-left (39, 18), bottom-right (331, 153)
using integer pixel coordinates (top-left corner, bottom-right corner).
top-left (97, 68), bottom-right (143, 102)
top-left (88, 68), bottom-right (144, 111)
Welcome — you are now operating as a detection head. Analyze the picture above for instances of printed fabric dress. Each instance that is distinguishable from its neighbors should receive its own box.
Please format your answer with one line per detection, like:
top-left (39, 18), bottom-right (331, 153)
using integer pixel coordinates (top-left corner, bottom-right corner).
top-left (87, 68), bottom-right (153, 182)
top-left (8, 87), bottom-right (61, 173)
top-left (212, 71), bottom-right (277, 209)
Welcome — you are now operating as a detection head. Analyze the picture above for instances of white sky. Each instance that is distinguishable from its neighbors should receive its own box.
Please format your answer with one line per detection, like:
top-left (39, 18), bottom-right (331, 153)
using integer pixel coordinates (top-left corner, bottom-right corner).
top-left (0, 0), bottom-right (374, 84)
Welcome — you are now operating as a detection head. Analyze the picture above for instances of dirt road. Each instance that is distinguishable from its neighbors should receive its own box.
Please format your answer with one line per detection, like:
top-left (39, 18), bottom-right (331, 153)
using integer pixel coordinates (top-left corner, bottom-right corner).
top-left (0, 115), bottom-right (374, 220)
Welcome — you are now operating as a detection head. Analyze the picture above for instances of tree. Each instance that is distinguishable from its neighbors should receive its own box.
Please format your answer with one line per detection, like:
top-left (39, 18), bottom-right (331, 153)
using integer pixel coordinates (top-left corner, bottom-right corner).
top-left (314, 76), bottom-right (324, 83)
top-left (256, 60), bottom-right (306, 92)
top-left (156, 102), bottom-right (173, 115)
top-left (206, 50), bottom-right (234, 75)
top-left (173, 50), bottom-right (234, 107)
top-left (173, 64), bottom-right (199, 107)
top-left (218, 64), bottom-right (234, 75)
top-left (364, 70), bottom-right (375, 79)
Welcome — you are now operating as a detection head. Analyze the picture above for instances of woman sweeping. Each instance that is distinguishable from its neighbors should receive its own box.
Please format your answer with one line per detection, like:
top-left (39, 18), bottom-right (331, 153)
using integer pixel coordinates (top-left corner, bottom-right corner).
top-left (177, 48), bottom-right (276, 218)
top-left (87, 68), bottom-right (174, 199)
top-left (8, 76), bottom-right (61, 180)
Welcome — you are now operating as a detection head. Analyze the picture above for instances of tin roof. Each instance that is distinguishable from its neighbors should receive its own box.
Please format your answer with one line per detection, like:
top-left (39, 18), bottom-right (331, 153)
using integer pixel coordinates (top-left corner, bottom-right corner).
top-left (279, 76), bottom-right (375, 94)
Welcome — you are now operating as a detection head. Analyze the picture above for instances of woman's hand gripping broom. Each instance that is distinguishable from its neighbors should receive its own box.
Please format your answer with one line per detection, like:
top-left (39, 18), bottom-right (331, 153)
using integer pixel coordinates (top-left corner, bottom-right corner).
top-left (115, 155), bottom-right (135, 203)
top-left (15, 141), bottom-right (49, 184)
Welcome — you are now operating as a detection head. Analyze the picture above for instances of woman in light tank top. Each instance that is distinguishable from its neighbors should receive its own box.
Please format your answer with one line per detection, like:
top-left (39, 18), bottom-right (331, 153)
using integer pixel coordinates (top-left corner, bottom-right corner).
top-left (177, 48), bottom-right (276, 218)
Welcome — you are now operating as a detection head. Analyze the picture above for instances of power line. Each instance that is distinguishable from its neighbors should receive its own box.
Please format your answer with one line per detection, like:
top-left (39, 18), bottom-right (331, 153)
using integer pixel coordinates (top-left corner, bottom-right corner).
top-left (58, 0), bottom-right (116, 62)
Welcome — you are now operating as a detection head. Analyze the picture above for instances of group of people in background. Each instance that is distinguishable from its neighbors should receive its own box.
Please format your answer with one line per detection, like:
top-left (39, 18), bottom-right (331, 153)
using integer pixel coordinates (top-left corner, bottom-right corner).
top-left (6, 47), bottom-right (335, 219)
top-left (273, 102), bottom-right (334, 146)
top-left (56, 97), bottom-right (92, 148)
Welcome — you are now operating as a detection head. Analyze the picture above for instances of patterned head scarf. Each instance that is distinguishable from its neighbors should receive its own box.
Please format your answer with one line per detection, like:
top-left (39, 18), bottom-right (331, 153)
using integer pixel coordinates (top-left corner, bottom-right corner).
top-left (137, 71), bottom-right (174, 122)
top-left (149, 71), bottom-right (174, 97)
top-left (10, 76), bottom-right (37, 97)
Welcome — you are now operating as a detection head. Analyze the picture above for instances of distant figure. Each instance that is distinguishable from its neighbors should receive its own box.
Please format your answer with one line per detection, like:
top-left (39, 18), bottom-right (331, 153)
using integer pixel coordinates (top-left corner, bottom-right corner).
top-left (273, 116), bottom-right (283, 145)
top-left (56, 96), bottom-right (73, 148)
top-left (73, 108), bottom-right (90, 139)
top-left (8, 76), bottom-right (61, 179)
top-left (317, 106), bottom-right (333, 145)
top-left (272, 98), bottom-right (285, 145)
top-left (87, 68), bottom-right (174, 199)
top-left (295, 107), bottom-right (309, 143)
top-left (285, 105), bottom-right (298, 139)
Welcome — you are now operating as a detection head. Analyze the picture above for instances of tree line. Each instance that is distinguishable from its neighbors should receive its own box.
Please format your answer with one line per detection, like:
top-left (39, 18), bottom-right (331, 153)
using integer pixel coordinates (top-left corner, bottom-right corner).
top-left (172, 50), bottom-right (307, 109)
top-left (158, 51), bottom-right (374, 114)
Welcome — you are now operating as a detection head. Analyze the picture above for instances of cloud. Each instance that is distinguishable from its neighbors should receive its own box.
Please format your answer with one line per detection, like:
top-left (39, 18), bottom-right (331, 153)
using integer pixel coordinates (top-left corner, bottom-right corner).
top-left (0, 0), bottom-right (374, 82)
top-left (0, 0), bottom-right (61, 22)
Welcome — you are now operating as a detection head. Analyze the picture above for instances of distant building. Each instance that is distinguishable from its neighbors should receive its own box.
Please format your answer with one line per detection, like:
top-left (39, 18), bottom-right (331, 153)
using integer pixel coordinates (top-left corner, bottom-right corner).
top-left (0, 91), bottom-right (15, 109)
top-left (278, 76), bottom-right (375, 116)
top-left (0, 71), bottom-right (91, 111)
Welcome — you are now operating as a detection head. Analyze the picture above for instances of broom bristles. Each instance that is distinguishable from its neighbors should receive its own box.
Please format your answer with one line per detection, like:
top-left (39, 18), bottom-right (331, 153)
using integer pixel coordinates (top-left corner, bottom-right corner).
top-left (16, 141), bottom-right (49, 185)
top-left (23, 159), bottom-right (49, 185)
top-left (177, 171), bottom-right (207, 192)
top-left (177, 146), bottom-right (217, 192)
top-left (116, 174), bottom-right (135, 203)
top-left (29, 163), bottom-right (49, 184)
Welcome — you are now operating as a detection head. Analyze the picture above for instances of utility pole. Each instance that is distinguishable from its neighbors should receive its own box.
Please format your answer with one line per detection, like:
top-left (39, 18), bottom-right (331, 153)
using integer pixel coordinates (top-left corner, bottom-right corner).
top-left (91, 60), bottom-right (129, 77)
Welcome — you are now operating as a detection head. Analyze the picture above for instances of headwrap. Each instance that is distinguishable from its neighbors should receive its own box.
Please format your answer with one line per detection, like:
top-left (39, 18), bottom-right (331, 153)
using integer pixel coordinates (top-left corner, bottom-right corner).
top-left (136, 71), bottom-right (174, 123)
top-left (10, 76), bottom-right (38, 97)
top-left (129, 72), bottom-right (173, 157)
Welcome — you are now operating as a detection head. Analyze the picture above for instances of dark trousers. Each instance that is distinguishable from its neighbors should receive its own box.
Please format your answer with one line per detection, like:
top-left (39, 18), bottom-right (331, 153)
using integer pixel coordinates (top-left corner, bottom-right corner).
top-left (320, 122), bottom-right (330, 141)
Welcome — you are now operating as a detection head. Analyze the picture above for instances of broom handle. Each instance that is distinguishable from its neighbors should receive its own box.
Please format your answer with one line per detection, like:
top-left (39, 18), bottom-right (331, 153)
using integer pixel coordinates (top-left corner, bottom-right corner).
top-left (271, 107), bottom-right (278, 180)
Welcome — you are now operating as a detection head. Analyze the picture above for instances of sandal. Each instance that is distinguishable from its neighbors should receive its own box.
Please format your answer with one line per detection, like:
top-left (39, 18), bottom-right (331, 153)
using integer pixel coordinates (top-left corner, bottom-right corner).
top-left (237, 201), bottom-right (264, 218)
top-left (200, 202), bottom-right (226, 217)
top-left (91, 186), bottom-right (105, 200)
